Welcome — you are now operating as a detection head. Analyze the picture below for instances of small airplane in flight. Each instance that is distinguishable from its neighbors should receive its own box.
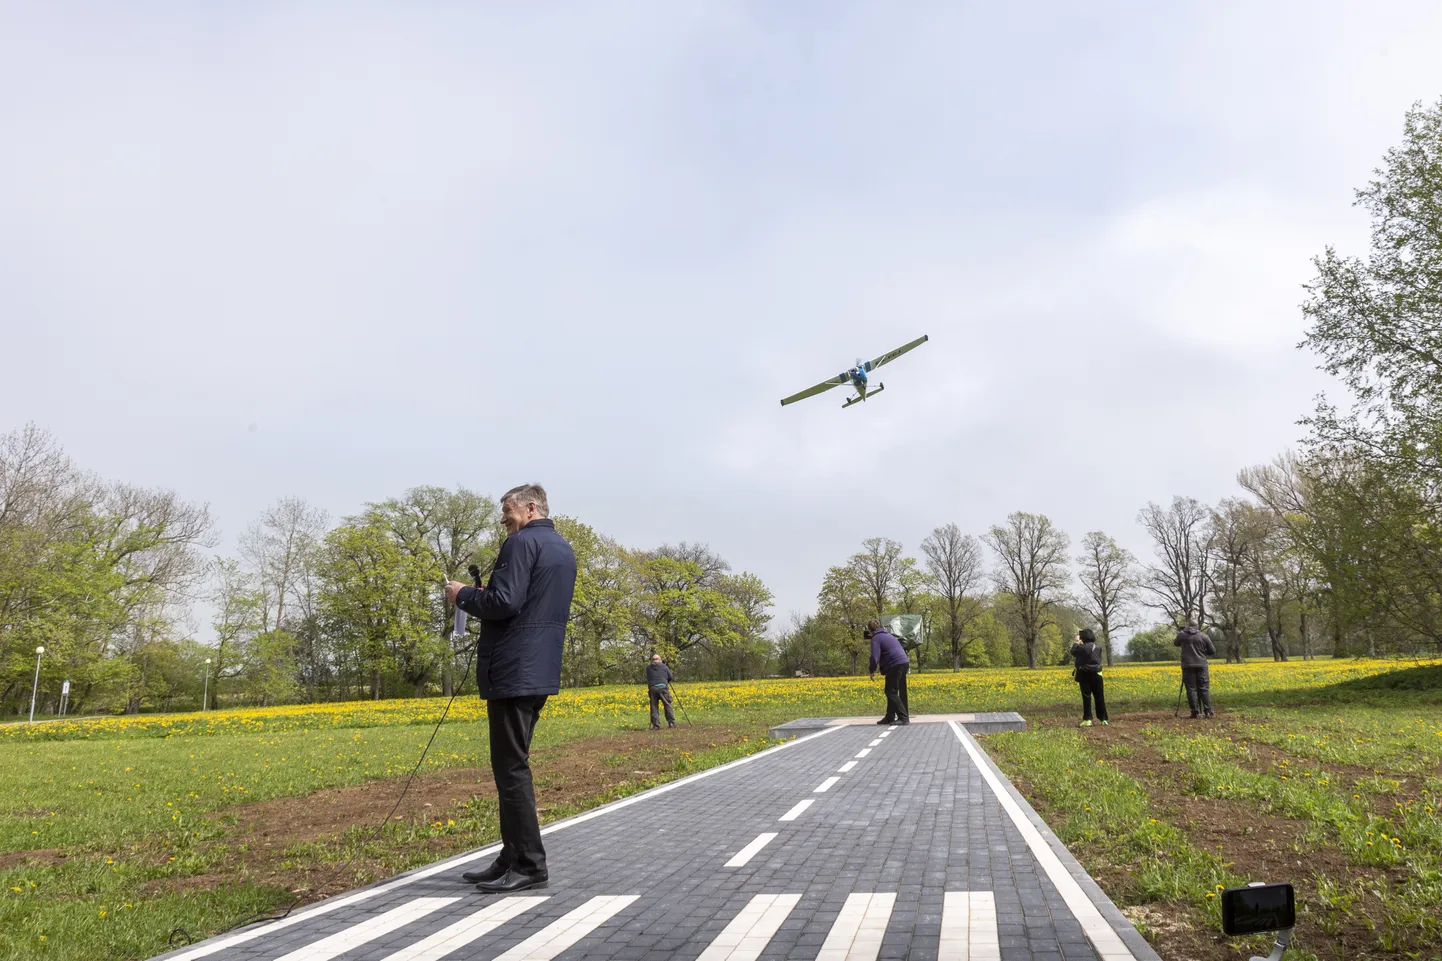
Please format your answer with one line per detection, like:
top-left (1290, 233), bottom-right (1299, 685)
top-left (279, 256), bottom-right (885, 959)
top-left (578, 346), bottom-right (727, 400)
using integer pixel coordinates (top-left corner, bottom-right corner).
top-left (779, 335), bottom-right (930, 409)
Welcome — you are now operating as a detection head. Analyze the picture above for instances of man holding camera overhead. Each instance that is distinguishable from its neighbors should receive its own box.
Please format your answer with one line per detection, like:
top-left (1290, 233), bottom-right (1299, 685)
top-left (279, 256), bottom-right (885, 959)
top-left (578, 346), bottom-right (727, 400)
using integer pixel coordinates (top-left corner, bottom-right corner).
top-left (445, 484), bottom-right (576, 894)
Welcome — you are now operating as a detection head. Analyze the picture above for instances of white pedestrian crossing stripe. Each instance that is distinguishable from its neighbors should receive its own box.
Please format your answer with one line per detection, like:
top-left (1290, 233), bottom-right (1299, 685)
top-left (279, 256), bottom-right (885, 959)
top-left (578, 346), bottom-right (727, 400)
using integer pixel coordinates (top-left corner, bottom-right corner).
top-left (492, 895), bottom-right (638, 960)
top-left (229, 889), bottom-right (1001, 961)
top-left (378, 897), bottom-right (548, 961)
top-left (941, 890), bottom-right (1000, 960)
top-left (272, 897), bottom-right (459, 961)
top-left (817, 892), bottom-right (895, 961)
top-left (695, 893), bottom-right (801, 961)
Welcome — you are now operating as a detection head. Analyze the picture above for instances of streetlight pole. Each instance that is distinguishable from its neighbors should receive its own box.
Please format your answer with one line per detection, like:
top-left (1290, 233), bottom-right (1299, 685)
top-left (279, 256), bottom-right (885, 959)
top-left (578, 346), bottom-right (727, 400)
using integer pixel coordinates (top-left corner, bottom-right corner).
top-left (203, 658), bottom-right (211, 711)
top-left (29, 646), bottom-right (45, 724)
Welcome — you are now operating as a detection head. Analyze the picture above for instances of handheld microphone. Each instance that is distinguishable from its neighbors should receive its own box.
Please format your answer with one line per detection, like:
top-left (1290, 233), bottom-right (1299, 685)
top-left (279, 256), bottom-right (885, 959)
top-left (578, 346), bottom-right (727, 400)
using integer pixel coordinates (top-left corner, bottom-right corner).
top-left (452, 564), bottom-right (486, 637)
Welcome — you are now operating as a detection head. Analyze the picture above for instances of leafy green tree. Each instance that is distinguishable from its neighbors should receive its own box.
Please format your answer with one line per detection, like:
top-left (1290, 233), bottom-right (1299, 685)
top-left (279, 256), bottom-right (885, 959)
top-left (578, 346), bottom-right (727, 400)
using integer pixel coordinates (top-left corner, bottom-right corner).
top-left (921, 523), bottom-right (987, 670)
top-left (631, 557), bottom-right (749, 663)
top-left (1127, 623), bottom-right (1180, 662)
top-left (817, 564), bottom-right (872, 673)
top-left (554, 516), bottom-right (634, 687)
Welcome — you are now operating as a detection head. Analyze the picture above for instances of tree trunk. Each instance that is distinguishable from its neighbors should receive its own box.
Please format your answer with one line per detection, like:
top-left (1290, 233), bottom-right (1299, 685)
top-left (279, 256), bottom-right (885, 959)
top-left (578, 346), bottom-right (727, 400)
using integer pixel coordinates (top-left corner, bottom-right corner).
top-left (371, 668), bottom-right (382, 699)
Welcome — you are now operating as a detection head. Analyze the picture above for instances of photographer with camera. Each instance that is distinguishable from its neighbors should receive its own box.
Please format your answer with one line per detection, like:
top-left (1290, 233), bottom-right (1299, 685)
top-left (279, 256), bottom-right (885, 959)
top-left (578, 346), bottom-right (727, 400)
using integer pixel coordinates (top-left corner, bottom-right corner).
top-left (866, 619), bottom-right (910, 726)
top-left (1070, 629), bottom-right (1108, 727)
top-left (445, 484), bottom-right (576, 894)
top-left (646, 653), bottom-right (676, 729)
top-left (1174, 618), bottom-right (1217, 719)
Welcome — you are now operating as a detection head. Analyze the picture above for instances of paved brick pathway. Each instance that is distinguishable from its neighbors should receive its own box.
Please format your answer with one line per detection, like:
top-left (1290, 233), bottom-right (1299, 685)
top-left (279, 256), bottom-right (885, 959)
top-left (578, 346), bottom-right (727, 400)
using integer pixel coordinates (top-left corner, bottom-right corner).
top-left (153, 720), bottom-right (1161, 961)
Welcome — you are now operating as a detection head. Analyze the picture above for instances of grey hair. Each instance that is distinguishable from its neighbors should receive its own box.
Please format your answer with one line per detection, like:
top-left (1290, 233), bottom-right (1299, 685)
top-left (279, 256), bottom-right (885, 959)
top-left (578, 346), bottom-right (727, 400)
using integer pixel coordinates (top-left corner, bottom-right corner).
top-left (501, 483), bottom-right (549, 517)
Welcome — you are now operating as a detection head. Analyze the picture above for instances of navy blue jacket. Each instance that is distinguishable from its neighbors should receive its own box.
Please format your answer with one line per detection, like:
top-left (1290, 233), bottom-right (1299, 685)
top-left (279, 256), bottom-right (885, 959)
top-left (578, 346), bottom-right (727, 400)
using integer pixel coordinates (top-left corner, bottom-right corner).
top-left (868, 630), bottom-right (909, 673)
top-left (457, 518), bottom-right (576, 700)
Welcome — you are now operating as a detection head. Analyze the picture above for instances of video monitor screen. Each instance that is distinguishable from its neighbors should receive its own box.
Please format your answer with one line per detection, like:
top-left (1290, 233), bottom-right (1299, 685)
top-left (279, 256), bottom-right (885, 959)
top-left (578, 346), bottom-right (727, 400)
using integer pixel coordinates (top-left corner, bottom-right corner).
top-left (1221, 884), bottom-right (1295, 936)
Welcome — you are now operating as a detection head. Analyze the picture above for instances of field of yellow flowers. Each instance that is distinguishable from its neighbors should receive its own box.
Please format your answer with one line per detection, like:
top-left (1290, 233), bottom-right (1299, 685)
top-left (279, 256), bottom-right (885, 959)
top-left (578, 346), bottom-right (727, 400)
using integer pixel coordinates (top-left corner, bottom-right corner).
top-left (4, 657), bottom-right (1426, 743)
top-left (2, 658), bottom-right (1438, 961)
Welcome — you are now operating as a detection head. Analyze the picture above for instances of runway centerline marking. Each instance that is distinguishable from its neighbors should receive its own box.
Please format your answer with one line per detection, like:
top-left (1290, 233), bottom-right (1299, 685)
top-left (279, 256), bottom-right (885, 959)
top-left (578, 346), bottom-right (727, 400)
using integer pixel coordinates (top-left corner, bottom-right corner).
top-left (378, 897), bottom-right (548, 961)
top-left (778, 799), bottom-right (814, 822)
top-left (492, 895), bottom-right (637, 961)
top-left (272, 897), bottom-right (458, 961)
top-left (949, 721), bottom-right (1137, 960)
top-left (837, 761), bottom-right (857, 773)
top-left (817, 892), bottom-right (896, 960)
top-left (725, 832), bottom-right (778, 867)
top-left (814, 776), bottom-right (840, 793)
top-left (695, 893), bottom-right (801, 961)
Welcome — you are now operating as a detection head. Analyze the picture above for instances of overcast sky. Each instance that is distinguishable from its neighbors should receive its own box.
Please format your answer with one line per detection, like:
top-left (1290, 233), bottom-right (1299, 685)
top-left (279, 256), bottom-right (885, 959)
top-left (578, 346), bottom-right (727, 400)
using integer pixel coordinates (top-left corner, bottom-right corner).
top-left (4, 2), bottom-right (1442, 638)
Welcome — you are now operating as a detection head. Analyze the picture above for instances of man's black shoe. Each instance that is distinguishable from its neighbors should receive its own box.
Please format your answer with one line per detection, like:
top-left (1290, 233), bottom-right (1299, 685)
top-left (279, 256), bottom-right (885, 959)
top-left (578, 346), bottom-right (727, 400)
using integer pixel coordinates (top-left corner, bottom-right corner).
top-left (897, 719), bottom-right (910, 725)
top-left (1189, 711), bottom-right (1200, 719)
top-left (476, 869), bottom-right (548, 894)
top-left (876, 718), bottom-right (893, 725)
top-left (461, 860), bottom-right (509, 884)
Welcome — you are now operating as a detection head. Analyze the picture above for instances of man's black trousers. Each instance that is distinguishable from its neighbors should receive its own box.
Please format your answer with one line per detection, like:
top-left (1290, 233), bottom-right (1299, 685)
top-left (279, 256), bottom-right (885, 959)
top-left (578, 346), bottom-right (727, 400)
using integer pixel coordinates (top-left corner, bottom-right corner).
top-left (488, 695), bottom-right (549, 877)
top-left (1077, 671), bottom-right (1108, 721)
top-left (1182, 665), bottom-right (1213, 715)
top-left (649, 687), bottom-right (675, 728)
top-left (883, 664), bottom-right (909, 722)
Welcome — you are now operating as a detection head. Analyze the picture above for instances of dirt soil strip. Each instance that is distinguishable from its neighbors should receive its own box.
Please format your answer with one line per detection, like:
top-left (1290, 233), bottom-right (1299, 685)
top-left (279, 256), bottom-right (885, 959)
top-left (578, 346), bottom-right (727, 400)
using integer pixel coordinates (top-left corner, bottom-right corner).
top-left (3, 725), bottom-right (762, 902)
top-left (1016, 710), bottom-right (1426, 961)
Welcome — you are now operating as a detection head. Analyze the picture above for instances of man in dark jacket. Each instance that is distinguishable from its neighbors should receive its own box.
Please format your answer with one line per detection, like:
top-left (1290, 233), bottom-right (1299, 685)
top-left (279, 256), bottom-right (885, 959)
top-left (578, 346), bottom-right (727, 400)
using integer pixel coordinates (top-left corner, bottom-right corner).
top-left (1173, 619), bottom-right (1217, 719)
top-left (866, 619), bottom-right (910, 725)
top-left (646, 654), bottom-right (676, 729)
top-left (445, 484), bottom-right (576, 893)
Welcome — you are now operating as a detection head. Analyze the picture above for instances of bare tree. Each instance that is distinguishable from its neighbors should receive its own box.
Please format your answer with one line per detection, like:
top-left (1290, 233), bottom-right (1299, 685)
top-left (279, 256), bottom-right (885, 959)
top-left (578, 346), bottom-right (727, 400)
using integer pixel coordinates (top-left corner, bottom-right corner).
top-left (1075, 532), bottom-right (1135, 666)
top-left (240, 498), bottom-right (329, 635)
top-left (985, 513), bottom-right (1070, 669)
top-left (1138, 497), bottom-right (1213, 627)
top-left (921, 523), bottom-right (986, 670)
top-left (1207, 500), bottom-right (1256, 663)
top-left (850, 537), bottom-right (904, 617)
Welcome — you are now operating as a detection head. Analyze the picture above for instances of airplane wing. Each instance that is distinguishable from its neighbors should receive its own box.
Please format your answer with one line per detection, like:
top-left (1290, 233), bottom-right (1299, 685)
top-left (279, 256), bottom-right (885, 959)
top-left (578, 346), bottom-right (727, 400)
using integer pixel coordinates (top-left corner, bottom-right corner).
top-left (863, 334), bottom-right (929, 372)
top-left (780, 372), bottom-right (848, 406)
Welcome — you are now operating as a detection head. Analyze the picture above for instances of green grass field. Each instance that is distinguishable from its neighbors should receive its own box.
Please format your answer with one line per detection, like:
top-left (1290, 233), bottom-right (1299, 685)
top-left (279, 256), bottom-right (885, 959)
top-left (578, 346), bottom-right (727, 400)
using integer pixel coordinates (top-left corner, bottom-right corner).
top-left (3, 658), bottom-right (1439, 961)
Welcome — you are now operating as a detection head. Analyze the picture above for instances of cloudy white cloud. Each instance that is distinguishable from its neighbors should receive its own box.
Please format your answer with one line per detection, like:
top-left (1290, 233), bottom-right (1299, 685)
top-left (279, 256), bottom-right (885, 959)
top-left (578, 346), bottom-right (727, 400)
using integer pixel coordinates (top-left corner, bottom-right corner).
top-left (3, 1), bottom-right (1441, 636)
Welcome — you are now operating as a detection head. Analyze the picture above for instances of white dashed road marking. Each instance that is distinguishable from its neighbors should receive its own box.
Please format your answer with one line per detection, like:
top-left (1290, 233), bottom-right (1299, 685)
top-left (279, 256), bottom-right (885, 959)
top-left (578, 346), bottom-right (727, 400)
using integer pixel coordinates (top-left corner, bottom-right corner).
top-left (837, 761), bottom-right (857, 772)
top-left (816, 892), bottom-right (896, 961)
top-left (273, 898), bottom-right (459, 961)
top-left (725, 832), bottom-right (778, 867)
top-left (778, 799), bottom-right (815, 822)
top-left (867, 738), bottom-right (883, 746)
top-left (695, 893), bottom-right (801, 961)
top-left (813, 776), bottom-right (840, 793)
top-left (854, 748), bottom-right (871, 758)
top-left (491, 895), bottom-right (638, 961)
top-left (378, 897), bottom-right (548, 961)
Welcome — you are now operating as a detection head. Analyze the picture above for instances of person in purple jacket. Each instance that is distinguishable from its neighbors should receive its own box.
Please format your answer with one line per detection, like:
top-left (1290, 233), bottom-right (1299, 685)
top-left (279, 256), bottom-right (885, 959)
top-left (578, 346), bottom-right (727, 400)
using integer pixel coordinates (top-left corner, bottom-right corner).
top-left (866, 619), bottom-right (910, 725)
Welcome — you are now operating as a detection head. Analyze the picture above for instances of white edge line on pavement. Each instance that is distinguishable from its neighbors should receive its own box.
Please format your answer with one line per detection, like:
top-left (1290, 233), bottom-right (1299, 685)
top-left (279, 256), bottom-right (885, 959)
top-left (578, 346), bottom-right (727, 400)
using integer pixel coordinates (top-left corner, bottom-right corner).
top-left (161, 724), bottom-right (846, 961)
top-left (947, 721), bottom-right (1138, 961)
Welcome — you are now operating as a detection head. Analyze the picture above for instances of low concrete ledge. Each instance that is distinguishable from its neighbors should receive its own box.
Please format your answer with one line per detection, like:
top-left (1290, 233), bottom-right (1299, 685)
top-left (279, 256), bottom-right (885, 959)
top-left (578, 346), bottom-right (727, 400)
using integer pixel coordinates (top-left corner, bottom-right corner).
top-left (768, 711), bottom-right (1026, 739)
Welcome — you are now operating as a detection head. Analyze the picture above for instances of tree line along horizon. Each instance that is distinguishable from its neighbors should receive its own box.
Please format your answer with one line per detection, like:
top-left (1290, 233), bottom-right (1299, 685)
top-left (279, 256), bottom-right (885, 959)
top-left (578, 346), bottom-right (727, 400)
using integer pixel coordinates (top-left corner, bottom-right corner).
top-left (5, 95), bottom-right (1442, 715)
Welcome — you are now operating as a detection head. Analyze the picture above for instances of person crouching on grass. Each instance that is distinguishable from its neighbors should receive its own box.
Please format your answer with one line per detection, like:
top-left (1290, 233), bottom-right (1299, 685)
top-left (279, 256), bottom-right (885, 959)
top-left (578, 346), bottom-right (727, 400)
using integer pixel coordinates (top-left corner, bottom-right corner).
top-left (1070, 629), bottom-right (1108, 727)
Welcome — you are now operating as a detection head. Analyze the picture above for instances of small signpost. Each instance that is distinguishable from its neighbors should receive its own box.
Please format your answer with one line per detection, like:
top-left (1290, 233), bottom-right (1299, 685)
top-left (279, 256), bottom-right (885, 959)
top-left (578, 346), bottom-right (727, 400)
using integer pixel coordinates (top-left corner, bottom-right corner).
top-left (60, 680), bottom-right (70, 717)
